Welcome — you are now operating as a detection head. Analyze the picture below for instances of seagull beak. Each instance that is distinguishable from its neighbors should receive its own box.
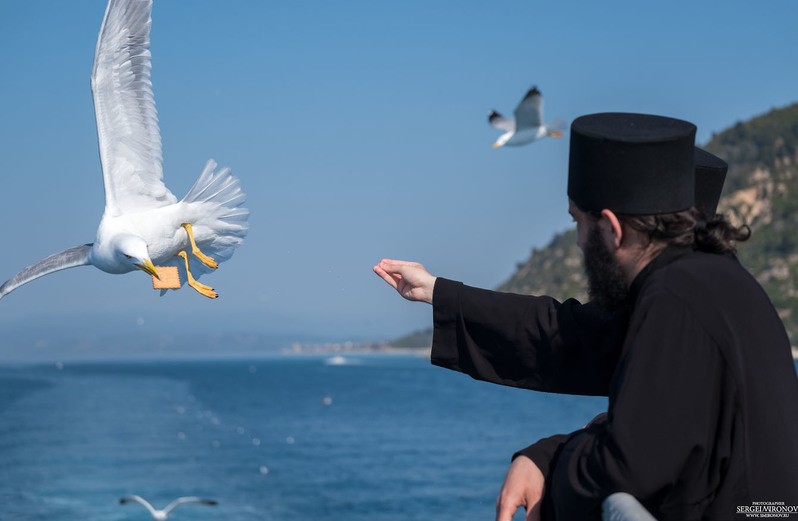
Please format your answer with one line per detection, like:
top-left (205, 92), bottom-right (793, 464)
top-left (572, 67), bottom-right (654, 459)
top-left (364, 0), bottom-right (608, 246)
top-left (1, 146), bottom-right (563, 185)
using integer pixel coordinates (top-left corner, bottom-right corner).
top-left (549, 131), bottom-right (563, 138)
top-left (492, 142), bottom-right (502, 149)
top-left (135, 259), bottom-right (160, 279)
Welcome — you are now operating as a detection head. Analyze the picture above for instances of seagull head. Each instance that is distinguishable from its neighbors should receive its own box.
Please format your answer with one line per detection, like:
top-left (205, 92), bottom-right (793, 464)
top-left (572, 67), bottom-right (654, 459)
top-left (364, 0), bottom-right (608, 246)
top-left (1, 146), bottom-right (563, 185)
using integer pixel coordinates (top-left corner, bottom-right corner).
top-left (116, 235), bottom-right (158, 278)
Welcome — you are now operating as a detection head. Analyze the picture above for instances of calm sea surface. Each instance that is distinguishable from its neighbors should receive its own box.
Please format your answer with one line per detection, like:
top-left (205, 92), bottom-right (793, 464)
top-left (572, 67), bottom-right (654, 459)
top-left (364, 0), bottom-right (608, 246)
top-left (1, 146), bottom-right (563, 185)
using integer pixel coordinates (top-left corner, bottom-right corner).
top-left (0, 354), bottom-right (608, 520)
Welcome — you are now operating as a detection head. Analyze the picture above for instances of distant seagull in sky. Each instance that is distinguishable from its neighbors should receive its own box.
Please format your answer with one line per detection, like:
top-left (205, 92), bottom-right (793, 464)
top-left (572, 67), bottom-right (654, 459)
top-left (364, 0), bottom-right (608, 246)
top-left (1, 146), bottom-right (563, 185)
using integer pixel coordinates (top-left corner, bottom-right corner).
top-left (0, 0), bottom-right (248, 301)
top-left (488, 86), bottom-right (565, 148)
top-left (119, 495), bottom-right (218, 520)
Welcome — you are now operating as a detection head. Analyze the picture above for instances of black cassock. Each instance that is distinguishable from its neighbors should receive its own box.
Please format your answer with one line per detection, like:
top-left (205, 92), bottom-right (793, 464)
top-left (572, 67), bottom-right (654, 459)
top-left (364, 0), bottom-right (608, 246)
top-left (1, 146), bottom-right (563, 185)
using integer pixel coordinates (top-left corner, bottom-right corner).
top-left (431, 247), bottom-right (798, 520)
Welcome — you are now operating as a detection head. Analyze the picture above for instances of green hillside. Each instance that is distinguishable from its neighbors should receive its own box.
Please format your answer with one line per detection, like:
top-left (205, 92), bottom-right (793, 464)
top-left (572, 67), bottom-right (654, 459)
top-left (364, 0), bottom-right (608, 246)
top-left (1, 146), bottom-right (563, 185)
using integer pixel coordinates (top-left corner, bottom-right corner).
top-left (706, 103), bottom-right (798, 343)
top-left (390, 103), bottom-right (798, 349)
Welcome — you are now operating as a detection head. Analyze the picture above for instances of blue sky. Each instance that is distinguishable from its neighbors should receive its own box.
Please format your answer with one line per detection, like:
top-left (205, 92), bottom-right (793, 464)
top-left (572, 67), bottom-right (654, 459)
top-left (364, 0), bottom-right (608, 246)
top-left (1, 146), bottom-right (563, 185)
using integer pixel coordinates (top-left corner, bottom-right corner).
top-left (0, 0), bottom-right (796, 346)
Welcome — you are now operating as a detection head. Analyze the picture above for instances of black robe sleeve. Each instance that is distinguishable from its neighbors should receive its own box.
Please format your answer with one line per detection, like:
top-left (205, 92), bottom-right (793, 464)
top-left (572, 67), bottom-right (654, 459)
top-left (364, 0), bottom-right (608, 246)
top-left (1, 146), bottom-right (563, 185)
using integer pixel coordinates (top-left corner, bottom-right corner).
top-left (515, 433), bottom-right (570, 478)
top-left (549, 290), bottom-right (733, 521)
top-left (431, 277), bottom-right (626, 396)
top-left (516, 414), bottom-right (609, 474)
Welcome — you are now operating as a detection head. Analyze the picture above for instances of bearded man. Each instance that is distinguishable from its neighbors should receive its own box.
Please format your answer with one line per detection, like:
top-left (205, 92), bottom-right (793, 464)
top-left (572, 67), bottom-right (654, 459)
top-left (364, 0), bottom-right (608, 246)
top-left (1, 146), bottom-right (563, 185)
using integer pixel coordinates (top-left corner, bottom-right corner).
top-left (373, 112), bottom-right (798, 521)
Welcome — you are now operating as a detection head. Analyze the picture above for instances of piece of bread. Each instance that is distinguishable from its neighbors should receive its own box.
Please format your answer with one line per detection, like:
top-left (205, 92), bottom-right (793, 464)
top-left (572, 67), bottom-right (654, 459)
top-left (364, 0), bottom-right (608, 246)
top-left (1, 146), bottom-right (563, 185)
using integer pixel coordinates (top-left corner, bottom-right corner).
top-left (152, 266), bottom-right (181, 289)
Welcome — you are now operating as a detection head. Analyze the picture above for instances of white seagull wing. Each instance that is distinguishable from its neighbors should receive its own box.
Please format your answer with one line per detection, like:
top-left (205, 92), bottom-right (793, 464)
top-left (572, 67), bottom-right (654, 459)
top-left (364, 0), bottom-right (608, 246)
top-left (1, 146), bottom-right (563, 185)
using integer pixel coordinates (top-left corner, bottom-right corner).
top-left (119, 495), bottom-right (160, 517)
top-left (513, 86), bottom-right (543, 131)
top-left (92, 0), bottom-right (176, 217)
top-left (488, 110), bottom-right (515, 132)
top-left (162, 496), bottom-right (218, 514)
top-left (0, 245), bottom-right (93, 300)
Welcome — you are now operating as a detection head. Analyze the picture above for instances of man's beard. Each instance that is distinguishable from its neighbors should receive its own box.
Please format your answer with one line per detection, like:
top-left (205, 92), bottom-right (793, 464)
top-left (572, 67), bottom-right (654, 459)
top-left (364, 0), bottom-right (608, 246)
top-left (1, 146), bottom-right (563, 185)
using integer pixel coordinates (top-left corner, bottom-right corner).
top-left (584, 225), bottom-right (630, 311)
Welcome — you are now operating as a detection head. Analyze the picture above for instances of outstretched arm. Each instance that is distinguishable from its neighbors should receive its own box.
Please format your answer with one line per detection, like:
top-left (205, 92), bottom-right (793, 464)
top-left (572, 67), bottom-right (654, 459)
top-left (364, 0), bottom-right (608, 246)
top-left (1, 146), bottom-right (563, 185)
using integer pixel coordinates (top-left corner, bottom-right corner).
top-left (374, 259), bottom-right (624, 395)
top-left (373, 259), bottom-right (437, 304)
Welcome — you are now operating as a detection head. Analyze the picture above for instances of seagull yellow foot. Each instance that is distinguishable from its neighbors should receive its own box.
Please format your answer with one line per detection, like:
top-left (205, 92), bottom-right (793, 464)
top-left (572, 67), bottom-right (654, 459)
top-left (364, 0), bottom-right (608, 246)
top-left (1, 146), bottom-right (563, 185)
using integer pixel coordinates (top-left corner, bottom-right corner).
top-left (181, 223), bottom-right (218, 269)
top-left (177, 251), bottom-right (218, 299)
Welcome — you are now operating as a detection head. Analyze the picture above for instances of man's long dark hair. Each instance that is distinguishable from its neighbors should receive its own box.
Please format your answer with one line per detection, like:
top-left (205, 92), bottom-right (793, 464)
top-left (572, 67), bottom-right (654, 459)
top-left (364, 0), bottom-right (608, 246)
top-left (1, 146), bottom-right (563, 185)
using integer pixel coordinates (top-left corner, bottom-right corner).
top-left (619, 208), bottom-right (751, 254)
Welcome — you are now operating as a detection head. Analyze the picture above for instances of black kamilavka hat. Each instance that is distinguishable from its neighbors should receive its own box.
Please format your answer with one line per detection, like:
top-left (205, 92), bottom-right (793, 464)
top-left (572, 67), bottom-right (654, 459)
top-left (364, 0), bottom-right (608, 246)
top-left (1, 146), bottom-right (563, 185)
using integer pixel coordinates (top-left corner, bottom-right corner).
top-left (568, 112), bottom-right (697, 215)
top-left (694, 147), bottom-right (727, 218)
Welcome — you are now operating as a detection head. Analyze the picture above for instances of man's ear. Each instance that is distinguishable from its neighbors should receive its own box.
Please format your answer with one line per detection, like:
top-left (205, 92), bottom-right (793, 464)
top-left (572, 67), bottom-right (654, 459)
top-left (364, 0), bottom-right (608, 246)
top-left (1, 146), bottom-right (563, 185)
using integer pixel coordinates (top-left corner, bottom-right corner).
top-left (599, 209), bottom-right (623, 248)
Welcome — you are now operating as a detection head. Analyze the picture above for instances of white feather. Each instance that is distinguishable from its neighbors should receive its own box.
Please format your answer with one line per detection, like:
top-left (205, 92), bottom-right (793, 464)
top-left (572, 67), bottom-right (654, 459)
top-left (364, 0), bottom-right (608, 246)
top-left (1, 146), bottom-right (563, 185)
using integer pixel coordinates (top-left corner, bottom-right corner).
top-left (92, 0), bottom-right (175, 216)
top-left (0, 245), bottom-right (92, 299)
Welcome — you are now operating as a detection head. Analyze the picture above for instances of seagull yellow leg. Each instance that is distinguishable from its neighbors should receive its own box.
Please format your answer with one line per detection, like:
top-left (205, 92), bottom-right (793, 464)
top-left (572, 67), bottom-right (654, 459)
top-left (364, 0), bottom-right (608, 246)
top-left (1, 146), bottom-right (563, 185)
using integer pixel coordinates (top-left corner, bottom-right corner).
top-left (177, 251), bottom-right (218, 299)
top-left (181, 223), bottom-right (218, 269)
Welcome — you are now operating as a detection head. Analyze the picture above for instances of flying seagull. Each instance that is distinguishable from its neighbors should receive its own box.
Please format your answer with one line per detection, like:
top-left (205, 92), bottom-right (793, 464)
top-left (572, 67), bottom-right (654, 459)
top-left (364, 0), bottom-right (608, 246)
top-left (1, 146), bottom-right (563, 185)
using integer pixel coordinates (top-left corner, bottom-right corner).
top-left (0, 0), bottom-right (248, 300)
top-left (119, 495), bottom-right (218, 520)
top-left (488, 86), bottom-right (565, 148)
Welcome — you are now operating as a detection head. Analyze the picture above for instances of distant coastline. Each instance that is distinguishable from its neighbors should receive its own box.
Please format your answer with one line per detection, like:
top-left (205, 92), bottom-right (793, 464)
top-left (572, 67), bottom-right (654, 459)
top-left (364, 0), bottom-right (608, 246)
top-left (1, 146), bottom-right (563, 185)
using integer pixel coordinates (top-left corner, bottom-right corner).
top-left (283, 341), bottom-right (430, 358)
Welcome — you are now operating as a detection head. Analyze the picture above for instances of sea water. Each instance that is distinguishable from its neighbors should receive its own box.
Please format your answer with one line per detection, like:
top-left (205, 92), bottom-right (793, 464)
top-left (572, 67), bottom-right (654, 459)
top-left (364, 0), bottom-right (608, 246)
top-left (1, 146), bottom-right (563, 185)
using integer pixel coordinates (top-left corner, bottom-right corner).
top-left (0, 354), bottom-right (608, 520)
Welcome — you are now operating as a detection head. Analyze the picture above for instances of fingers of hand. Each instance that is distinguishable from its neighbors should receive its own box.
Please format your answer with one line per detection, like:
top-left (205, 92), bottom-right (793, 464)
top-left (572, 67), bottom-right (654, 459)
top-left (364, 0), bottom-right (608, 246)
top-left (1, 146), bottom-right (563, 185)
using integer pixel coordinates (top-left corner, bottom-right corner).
top-left (378, 259), bottom-right (426, 274)
top-left (374, 259), bottom-right (421, 292)
top-left (496, 456), bottom-right (545, 521)
top-left (372, 264), bottom-right (401, 290)
top-left (495, 492), bottom-right (523, 521)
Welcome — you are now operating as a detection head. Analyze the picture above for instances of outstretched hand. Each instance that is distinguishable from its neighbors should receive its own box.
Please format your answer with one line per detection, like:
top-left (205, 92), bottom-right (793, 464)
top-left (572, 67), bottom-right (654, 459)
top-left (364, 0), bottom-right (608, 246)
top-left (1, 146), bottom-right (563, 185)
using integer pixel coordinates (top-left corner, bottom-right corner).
top-left (372, 259), bottom-right (437, 304)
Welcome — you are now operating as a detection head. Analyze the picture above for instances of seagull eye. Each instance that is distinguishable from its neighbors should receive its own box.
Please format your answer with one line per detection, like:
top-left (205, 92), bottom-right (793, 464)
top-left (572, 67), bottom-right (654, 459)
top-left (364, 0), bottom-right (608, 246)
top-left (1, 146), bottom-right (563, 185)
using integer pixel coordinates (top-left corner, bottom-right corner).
top-left (124, 254), bottom-right (133, 259)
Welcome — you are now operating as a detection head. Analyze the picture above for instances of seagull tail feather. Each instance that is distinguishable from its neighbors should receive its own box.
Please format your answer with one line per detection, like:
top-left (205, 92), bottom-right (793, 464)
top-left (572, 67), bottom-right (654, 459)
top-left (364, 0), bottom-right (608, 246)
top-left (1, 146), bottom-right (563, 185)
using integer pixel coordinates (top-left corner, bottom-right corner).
top-left (182, 160), bottom-right (247, 211)
top-left (546, 118), bottom-right (568, 137)
top-left (0, 244), bottom-right (93, 300)
top-left (179, 159), bottom-right (249, 266)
